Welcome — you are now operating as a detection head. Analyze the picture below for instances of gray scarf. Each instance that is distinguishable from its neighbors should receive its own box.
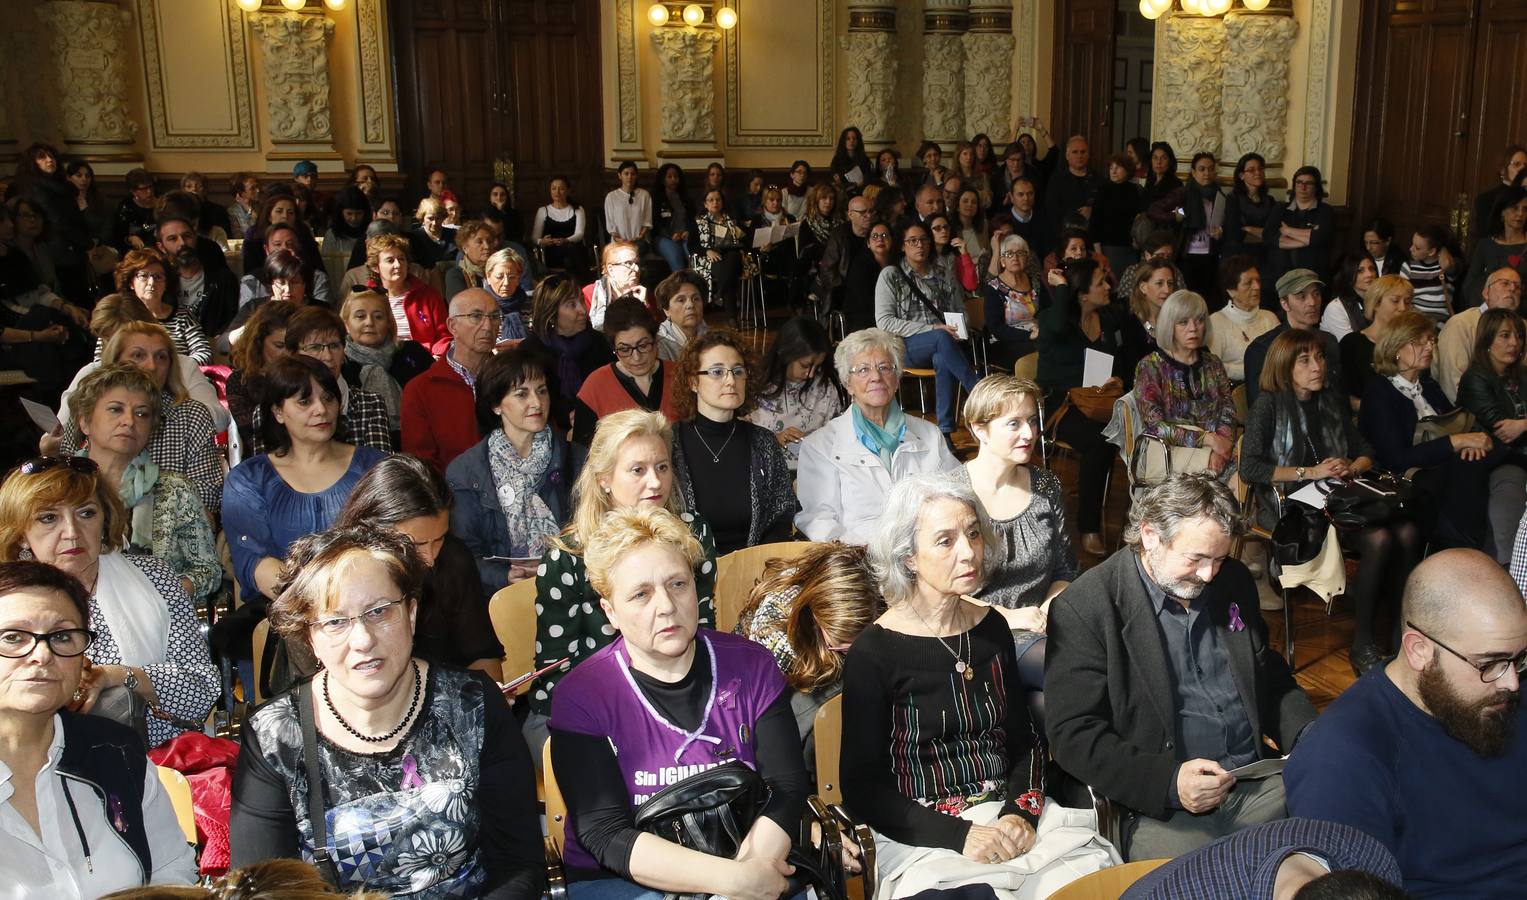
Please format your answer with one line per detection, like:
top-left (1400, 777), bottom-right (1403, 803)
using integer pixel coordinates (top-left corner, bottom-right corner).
top-left (487, 428), bottom-right (558, 558)
top-left (1269, 390), bottom-right (1351, 466)
top-left (346, 339), bottom-right (398, 370)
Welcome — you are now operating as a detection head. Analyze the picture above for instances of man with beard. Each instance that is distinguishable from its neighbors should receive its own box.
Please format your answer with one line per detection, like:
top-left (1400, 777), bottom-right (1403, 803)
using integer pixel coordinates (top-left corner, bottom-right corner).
top-left (1046, 473), bottom-right (1318, 861)
top-left (1286, 549), bottom-right (1527, 898)
top-left (157, 215), bottom-right (239, 339)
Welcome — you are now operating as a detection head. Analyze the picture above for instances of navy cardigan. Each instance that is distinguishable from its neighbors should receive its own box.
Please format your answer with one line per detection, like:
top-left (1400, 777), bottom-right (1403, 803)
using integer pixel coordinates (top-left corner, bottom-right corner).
top-left (1357, 374), bottom-right (1458, 473)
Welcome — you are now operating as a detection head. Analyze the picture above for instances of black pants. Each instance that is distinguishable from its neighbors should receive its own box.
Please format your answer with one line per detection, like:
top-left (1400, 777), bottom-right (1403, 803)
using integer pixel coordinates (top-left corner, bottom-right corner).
top-left (1050, 394), bottom-right (1113, 533)
top-left (707, 250), bottom-right (744, 318)
top-left (1338, 521), bottom-right (1422, 653)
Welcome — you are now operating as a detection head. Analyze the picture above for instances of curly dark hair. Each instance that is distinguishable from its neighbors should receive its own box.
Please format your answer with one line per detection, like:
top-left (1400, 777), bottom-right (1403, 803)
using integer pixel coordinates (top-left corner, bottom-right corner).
top-left (669, 328), bottom-right (759, 422)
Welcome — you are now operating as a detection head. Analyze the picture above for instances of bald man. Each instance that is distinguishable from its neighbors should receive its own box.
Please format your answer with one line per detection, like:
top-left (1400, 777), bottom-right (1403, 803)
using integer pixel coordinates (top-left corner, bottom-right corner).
top-left (811, 194), bottom-right (875, 311)
top-left (1286, 549), bottom-right (1527, 898)
top-left (914, 184), bottom-right (944, 223)
top-left (401, 288), bottom-right (502, 470)
top-left (1045, 135), bottom-right (1100, 234)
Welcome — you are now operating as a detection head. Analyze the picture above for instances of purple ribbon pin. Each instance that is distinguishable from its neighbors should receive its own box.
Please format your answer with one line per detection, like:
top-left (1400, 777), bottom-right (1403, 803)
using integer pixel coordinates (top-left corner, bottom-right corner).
top-left (109, 793), bottom-right (128, 833)
top-left (400, 753), bottom-right (424, 790)
top-left (1228, 602), bottom-right (1246, 633)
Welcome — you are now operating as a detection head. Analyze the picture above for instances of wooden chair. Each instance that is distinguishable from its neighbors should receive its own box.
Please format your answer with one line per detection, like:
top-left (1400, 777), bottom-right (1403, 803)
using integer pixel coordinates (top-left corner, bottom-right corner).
top-left (489, 579), bottom-right (539, 691)
top-left (1046, 858), bottom-right (1171, 899)
top-left (1230, 382), bottom-right (1249, 428)
top-left (1013, 351), bottom-right (1039, 382)
top-left (810, 693), bottom-right (878, 900)
top-left (900, 367), bottom-right (939, 417)
top-left (541, 739), bottom-right (569, 899)
top-left (157, 764), bottom-right (197, 845)
top-left (963, 295), bottom-right (1001, 376)
top-left (1229, 434), bottom-right (1295, 664)
top-left (714, 541), bottom-right (816, 633)
top-left (250, 619), bottom-right (270, 706)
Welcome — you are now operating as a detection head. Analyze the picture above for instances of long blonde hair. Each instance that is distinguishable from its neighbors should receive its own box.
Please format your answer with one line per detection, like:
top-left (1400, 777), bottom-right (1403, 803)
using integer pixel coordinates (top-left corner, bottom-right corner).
top-left (553, 409), bottom-right (687, 552)
top-left (738, 543), bottom-right (882, 692)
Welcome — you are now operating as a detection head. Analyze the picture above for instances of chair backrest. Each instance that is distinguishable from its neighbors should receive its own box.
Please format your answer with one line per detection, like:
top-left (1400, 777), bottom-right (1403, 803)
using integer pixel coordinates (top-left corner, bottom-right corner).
top-left (1230, 382), bottom-right (1248, 427)
top-left (489, 578), bottom-right (539, 691)
top-left (963, 294), bottom-right (987, 332)
top-left (812, 692), bottom-right (844, 804)
top-left (542, 738), bottom-right (567, 853)
top-left (1046, 858), bottom-right (1171, 900)
top-left (1013, 351), bottom-right (1039, 382)
top-left (156, 764), bottom-right (197, 845)
top-left (250, 618), bottom-right (270, 705)
top-left (714, 541), bottom-right (816, 633)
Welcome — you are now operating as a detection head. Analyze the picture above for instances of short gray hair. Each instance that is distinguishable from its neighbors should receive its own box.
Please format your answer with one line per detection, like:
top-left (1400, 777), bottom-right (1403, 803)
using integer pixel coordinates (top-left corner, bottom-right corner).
top-left (1154, 290), bottom-right (1208, 357)
top-left (835, 327), bottom-right (905, 385)
top-left (1123, 473), bottom-right (1243, 552)
top-left (486, 246), bottom-right (525, 276)
top-left (1000, 234), bottom-right (1030, 257)
top-left (867, 471), bottom-right (998, 606)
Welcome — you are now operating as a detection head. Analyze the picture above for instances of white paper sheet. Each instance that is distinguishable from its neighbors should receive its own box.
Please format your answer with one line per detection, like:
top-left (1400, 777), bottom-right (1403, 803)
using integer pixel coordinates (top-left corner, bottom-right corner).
top-left (1227, 756), bottom-right (1287, 781)
top-left (1289, 478), bottom-right (1342, 510)
top-left (944, 312), bottom-right (968, 340)
top-left (1082, 349), bottom-right (1114, 388)
top-left (19, 397), bottom-right (60, 435)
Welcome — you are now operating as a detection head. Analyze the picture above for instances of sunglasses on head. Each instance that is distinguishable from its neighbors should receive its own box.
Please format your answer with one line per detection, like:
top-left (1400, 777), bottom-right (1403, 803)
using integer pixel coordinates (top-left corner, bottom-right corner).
top-left (14, 456), bottom-right (99, 477)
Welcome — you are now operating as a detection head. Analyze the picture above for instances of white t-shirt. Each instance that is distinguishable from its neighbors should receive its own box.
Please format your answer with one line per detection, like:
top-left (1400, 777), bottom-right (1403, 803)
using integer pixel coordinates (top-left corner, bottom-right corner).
top-left (603, 188), bottom-right (653, 242)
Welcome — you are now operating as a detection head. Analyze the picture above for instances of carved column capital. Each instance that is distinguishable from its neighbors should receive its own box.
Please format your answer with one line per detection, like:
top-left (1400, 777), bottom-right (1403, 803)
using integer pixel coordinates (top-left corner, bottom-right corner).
top-left (846, 0), bottom-right (896, 32)
top-left (1157, 13), bottom-right (1227, 159)
top-left (37, 0), bottom-right (139, 154)
top-left (840, 31), bottom-right (898, 145)
top-left (1222, 13), bottom-right (1298, 168)
top-left (249, 10), bottom-right (338, 161)
top-left (650, 28), bottom-right (722, 147)
top-left (923, 0), bottom-right (970, 144)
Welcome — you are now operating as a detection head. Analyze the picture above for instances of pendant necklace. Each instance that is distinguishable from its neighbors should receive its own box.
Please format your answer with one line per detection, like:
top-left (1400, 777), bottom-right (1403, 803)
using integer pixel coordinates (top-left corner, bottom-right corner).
top-left (694, 421), bottom-right (738, 464)
top-left (906, 600), bottom-right (974, 681)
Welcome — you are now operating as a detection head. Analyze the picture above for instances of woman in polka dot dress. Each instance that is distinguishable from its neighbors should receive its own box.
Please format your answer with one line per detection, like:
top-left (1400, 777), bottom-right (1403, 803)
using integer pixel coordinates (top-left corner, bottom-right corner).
top-left (527, 410), bottom-right (716, 750)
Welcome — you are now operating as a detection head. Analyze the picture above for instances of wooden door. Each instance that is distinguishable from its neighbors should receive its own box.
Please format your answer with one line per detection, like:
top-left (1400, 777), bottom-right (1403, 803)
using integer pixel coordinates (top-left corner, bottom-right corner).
top-left (1463, 0), bottom-right (1527, 236)
top-left (1051, 0), bottom-right (1117, 156)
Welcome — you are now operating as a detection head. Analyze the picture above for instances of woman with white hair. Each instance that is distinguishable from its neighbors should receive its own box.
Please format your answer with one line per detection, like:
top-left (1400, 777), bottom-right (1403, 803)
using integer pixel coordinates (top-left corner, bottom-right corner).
top-left (981, 234), bottom-right (1044, 368)
top-left (841, 472), bottom-right (1111, 897)
top-left (482, 245), bottom-right (531, 343)
top-left (795, 328), bottom-right (959, 544)
top-left (1133, 290), bottom-right (1237, 475)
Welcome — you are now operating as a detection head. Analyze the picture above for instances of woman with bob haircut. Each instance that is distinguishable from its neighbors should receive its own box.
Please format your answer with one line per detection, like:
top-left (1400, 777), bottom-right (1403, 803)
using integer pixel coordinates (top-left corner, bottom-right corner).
top-left (366, 232), bottom-right (451, 355)
top-left (0, 559), bottom-right (198, 894)
top-left (548, 505), bottom-right (811, 900)
top-left (1242, 329), bottom-right (1414, 675)
top-left (519, 273), bottom-right (614, 433)
top-left (229, 523), bottom-right (544, 898)
top-left (668, 329), bottom-right (796, 555)
top-left (482, 246), bottom-right (532, 343)
top-left (445, 219), bottom-right (498, 301)
top-left (654, 269), bottom-right (709, 361)
top-left (0, 459), bottom-right (219, 749)
top-left (1339, 273), bottom-right (1414, 404)
top-left (1133, 289), bottom-right (1237, 476)
top-left (249, 306), bottom-right (392, 454)
top-left (447, 347), bottom-right (574, 597)
top-left (1456, 307), bottom-right (1527, 561)
top-left (112, 248), bottom-right (210, 364)
top-left (525, 409), bottom-right (717, 750)
top-left (340, 287), bottom-right (434, 438)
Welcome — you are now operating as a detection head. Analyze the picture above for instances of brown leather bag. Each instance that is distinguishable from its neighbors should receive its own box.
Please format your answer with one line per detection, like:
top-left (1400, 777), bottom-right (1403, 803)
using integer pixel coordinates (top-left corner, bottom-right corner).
top-left (1067, 383), bottom-right (1124, 423)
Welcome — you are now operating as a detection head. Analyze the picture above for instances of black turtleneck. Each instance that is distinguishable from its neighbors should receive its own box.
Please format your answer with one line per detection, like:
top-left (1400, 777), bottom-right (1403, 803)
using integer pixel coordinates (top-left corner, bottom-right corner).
top-left (678, 413), bottom-right (753, 554)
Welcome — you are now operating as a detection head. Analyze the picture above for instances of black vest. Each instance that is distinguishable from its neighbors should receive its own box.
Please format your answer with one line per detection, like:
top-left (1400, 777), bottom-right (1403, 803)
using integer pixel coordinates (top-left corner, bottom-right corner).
top-left (55, 712), bottom-right (155, 881)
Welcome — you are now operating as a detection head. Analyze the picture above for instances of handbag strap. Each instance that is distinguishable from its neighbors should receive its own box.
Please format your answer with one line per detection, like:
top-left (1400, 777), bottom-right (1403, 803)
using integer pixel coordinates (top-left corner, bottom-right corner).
top-left (897, 267), bottom-right (947, 323)
top-left (298, 685), bottom-right (341, 886)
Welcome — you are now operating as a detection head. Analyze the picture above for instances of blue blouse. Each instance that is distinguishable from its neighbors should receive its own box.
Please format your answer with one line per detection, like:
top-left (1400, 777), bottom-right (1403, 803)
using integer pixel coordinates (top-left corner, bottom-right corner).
top-left (222, 446), bottom-right (390, 600)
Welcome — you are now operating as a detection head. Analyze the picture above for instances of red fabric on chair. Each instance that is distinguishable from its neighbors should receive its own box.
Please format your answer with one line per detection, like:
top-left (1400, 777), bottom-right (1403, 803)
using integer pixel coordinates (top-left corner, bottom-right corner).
top-left (150, 731), bottom-right (240, 876)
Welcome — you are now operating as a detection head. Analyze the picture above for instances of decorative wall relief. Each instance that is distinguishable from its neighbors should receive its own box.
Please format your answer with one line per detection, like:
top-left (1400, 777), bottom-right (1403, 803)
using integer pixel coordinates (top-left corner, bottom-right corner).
top-left (840, 31), bottom-right (898, 144)
top-left (136, 0), bottom-right (257, 149)
top-left (1221, 13), bottom-right (1297, 166)
top-left (249, 11), bottom-right (336, 145)
top-left (38, 0), bottom-right (138, 148)
top-left (615, 0), bottom-right (640, 147)
top-left (355, 0), bottom-right (389, 147)
top-left (1303, 0), bottom-right (1333, 167)
top-left (650, 28), bottom-right (722, 143)
top-left (725, 0), bottom-right (836, 147)
top-left (921, 0), bottom-right (969, 143)
top-left (1157, 14), bottom-right (1226, 158)
top-left (962, 0), bottom-right (1014, 143)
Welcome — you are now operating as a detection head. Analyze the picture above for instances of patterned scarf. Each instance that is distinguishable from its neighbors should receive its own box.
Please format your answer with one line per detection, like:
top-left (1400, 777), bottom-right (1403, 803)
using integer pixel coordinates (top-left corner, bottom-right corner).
top-left (457, 255), bottom-right (485, 290)
top-left (852, 401), bottom-right (906, 471)
top-left (487, 427), bottom-right (558, 558)
top-left (78, 448), bottom-right (158, 550)
top-left (1269, 390), bottom-right (1352, 466)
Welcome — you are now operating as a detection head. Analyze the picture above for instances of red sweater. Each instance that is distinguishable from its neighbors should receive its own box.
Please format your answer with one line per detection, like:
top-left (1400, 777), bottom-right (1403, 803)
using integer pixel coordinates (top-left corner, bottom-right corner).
top-left (394, 277), bottom-right (452, 355)
top-left (401, 353), bottom-right (480, 471)
top-left (576, 361), bottom-right (680, 422)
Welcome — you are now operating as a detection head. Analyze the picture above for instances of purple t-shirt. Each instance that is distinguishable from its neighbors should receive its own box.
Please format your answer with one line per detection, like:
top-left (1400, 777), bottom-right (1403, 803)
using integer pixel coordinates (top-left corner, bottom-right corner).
top-left (549, 629), bottom-right (786, 871)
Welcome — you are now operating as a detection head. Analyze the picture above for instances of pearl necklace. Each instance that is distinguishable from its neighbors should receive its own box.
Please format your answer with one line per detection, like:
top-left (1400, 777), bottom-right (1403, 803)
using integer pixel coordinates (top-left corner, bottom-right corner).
top-left (322, 659), bottom-right (422, 743)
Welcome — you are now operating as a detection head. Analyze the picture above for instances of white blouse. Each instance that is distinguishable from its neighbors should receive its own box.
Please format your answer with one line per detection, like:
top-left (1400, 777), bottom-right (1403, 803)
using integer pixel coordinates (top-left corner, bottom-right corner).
top-left (0, 715), bottom-right (196, 899)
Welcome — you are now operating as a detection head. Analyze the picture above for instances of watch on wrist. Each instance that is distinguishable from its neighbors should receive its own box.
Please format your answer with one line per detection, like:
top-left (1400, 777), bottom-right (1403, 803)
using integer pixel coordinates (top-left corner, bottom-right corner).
top-left (123, 669), bottom-right (140, 693)
top-left (1296, 466), bottom-right (1306, 480)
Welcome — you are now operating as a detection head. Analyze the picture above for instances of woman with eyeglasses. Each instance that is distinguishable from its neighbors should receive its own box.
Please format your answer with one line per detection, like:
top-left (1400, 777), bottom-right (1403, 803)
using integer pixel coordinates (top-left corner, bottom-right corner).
top-left (572, 297), bottom-right (679, 445)
top-left (843, 219), bottom-right (897, 333)
top-left (927, 212), bottom-right (979, 296)
top-left (341, 288), bottom-right (433, 440)
top-left (748, 316), bottom-right (845, 469)
top-left (482, 246), bottom-right (531, 344)
top-left (982, 234), bottom-right (1044, 368)
top-left (583, 241), bottom-right (648, 331)
top-left (520, 275), bottom-right (614, 435)
top-left (0, 560), bottom-right (198, 894)
top-left (249, 307), bottom-right (393, 454)
top-left (229, 523), bottom-right (544, 898)
top-left (1266, 165), bottom-right (1336, 295)
top-left (691, 188), bottom-right (750, 327)
top-left (0, 458), bottom-right (219, 750)
top-left (110, 248), bottom-right (209, 365)
top-left (668, 330), bottom-right (796, 555)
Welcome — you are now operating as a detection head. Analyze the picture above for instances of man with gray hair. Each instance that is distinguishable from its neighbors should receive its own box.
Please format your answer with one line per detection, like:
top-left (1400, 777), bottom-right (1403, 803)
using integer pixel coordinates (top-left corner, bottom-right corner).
top-left (1046, 473), bottom-right (1317, 861)
top-left (810, 193), bottom-right (875, 313)
top-left (400, 287), bottom-right (503, 471)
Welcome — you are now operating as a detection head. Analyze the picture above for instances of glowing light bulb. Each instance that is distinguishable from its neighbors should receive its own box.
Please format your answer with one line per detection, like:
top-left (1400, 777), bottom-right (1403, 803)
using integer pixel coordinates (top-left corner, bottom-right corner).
top-left (682, 3), bottom-right (704, 26)
top-left (236, 0), bottom-right (262, 11)
top-left (715, 5), bottom-right (737, 28)
top-left (1243, 0), bottom-right (1271, 8)
top-left (281, 0), bottom-right (306, 10)
top-left (1147, 0), bottom-right (1173, 13)
top-left (324, 0), bottom-right (345, 9)
top-left (1206, 0), bottom-right (1233, 14)
top-left (647, 3), bottom-right (669, 26)
top-left (1179, 0), bottom-right (1202, 13)
top-left (1139, 0), bottom-right (1164, 19)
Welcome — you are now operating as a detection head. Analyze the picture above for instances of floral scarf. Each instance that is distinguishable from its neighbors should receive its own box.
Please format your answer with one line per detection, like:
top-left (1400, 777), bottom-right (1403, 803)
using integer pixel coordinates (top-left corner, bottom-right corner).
top-left (487, 428), bottom-right (558, 558)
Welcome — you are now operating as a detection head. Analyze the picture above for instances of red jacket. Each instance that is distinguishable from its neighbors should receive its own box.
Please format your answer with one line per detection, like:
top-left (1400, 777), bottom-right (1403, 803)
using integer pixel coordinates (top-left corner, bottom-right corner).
top-left (395, 277), bottom-right (452, 355)
top-left (401, 353), bottom-right (480, 471)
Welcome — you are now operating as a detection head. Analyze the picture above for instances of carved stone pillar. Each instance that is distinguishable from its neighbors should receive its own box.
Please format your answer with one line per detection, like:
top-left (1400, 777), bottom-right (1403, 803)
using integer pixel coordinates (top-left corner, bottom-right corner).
top-left (922, 0), bottom-right (969, 144)
top-left (962, 0), bottom-right (1013, 144)
top-left (248, 11), bottom-right (339, 168)
top-left (650, 27), bottom-right (722, 152)
top-left (1156, 12), bottom-right (1227, 159)
top-left (37, 0), bottom-right (139, 161)
top-left (1221, 10), bottom-right (1298, 170)
top-left (840, 0), bottom-right (898, 147)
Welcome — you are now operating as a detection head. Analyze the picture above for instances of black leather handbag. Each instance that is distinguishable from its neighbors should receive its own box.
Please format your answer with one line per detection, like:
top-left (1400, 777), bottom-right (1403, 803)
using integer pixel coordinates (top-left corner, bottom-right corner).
top-left (1322, 473), bottom-right (1415, 529)
top-left (1272, 501), bottom-right (1326, 566)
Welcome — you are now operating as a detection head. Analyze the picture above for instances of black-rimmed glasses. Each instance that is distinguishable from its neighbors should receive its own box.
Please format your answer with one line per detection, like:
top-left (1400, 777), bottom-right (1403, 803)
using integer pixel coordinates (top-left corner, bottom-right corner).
top-left (0, 628), bottom-right (95, 659)
top-left (1407, 620), bottom-right (1527, 683)
top-left (614, 338), bottom-right (656, 358)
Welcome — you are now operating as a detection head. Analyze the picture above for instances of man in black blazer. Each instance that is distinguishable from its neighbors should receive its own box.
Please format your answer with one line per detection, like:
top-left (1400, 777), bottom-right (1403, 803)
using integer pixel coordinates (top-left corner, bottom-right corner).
top-left (1046, 473), bottom-right (1318, 862)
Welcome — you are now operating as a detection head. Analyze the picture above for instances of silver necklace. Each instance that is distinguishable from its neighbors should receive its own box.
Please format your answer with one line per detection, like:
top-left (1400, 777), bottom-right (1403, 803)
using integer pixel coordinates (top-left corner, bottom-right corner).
top-left (905, 600), bottom-right (974, 681)
top-left (693, 420), bottom-right (738, 464)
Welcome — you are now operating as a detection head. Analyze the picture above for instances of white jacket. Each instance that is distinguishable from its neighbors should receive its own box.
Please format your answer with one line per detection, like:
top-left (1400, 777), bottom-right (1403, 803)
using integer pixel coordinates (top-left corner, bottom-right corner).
top-left (795, 409), bottom-right (959, 544)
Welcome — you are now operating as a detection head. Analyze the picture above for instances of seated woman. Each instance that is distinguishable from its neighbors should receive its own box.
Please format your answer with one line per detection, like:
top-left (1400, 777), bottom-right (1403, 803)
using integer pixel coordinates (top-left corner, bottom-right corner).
top-left (70, 365), bottom-right (220, 604)
top-left (691, 189), bottom-right (750, 326)
top-left (1456, 307), bottom-right (1527, 563)
top-left (796, 328), bottom-right (960, 544)
top-left (651, 163), bottom-right (694, 276)
top-left (112, 248), bottom-right (210, 364)
top-left (1341, 274), bottom-right (1415, 405)
top-left (549, 505), bottom-right (809, 900)
top-left (248, 306), bottom-right (392, 454)
top-left (229, 523), bottom-right (543, 898)
top-left (527, 409), bottom-right (717, 750)
top-left (226, 300), bottom-right (296, 448)
top-left (749, 184), bottom-right (799, 288)
top-left (957, 376), bottom-right (1079, 732)
top-left (411, 196), bottom-right (452, 266)
top-left (1036, 259), bottom-right (1128, 557)
top-left (530, 175), bottom-right (589, 276)
top-left (444, 219), bottom-right (497, 301)
top-left (927, 212), bottom-right (979, 296)
top-left (520, 274), bottom-right (614, 435)
top-left (1243, 329), bottom-right (1421, 675)
top-left (235, 244), bottom-right (324, 313)
top-left (483, 247), bottom-right (531, 343)
top-left (1134, 290), bottom-right (1237, 476)
top-left (241, 192), bottom-right (323, 275)
top-left (654, 270), bottom-right (709, 361)
top-left (733, 542), bottom-right (881, 768)
top-left (843, 472), bottom-right (1110, 896)
top-left (0, 560), bottom-right (197, 893)
top-left (223, 355), bottom-right (389, 619)
top-left (798, 183), bottom-right (841, 278)
top-left (982, 234), bottom-right (1044, 369)
top-left (843, 220), bottom-right (896, 333)
top-left (1206, 254), bottom-right (1280, 382)
top-left (583, 241), bottom-right (648, 330)
top-left (367, 233), bottom-right (451, 355)
top-left (0, 458), bottom-right (219, 748)
top-left (60, 322), bottom-right (224, 517)
top-left (746, 315), bottom-right (845, 469)
top-left (573, 297), bottom-right (679, 445)
top-left (670, 330), bottom-right (796, 555)
top-left (335, 455), bottom-right (505, 681)
top-left (321, 184), bottom-right (372, 263)
top-left (1116, 259), bottom-right (1179, 374)
top-left (340, 288), bottom-right (433, 440)
top-left (1360, 310), bottom-right (1500, 551)
top-left (447, 348), bottom-right (573, 597)
top-left (1317, 252), bottom-right (1379, 342)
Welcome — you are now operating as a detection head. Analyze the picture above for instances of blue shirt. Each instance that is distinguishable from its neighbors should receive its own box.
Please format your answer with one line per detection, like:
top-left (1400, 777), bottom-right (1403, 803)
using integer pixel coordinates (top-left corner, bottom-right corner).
top-left (1286, 669), bottom-right (1527, 898)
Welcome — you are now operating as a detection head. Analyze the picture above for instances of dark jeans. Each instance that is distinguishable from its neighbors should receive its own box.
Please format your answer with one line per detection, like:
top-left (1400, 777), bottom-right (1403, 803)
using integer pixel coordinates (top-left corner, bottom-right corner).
top-left (903, 328), bottom-right (981, 432)
top-left (706, 250), bottom-right (744, 317)
top-left (1050, 396), bottom-right (1113, 533)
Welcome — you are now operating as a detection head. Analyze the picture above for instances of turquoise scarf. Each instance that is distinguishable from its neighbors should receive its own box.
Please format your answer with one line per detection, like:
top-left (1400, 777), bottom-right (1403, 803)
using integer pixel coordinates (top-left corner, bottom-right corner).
top-left (852, 402), bottom-right (906, 470)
